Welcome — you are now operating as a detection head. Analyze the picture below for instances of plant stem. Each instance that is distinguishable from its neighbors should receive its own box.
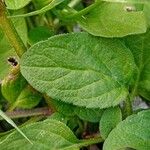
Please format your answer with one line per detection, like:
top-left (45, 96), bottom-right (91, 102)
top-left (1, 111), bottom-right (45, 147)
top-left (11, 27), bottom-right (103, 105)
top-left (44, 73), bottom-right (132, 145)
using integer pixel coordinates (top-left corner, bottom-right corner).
top-left (0, 1), bottom-right (26, 57)
top-left (129, 71), bottom-right (140, 102)
top-left (124, 96), bottom-right (132, 118)
top-left (43, 94), bottom-right (57, 112)
top-left (8, 100), bottom-right (20, 112)
top-left (124, 70), bottom-right (141, 117)
top-left (0, 107), bottom-right (52, 121)
top-left (64, 1), bottom-right (102, 19)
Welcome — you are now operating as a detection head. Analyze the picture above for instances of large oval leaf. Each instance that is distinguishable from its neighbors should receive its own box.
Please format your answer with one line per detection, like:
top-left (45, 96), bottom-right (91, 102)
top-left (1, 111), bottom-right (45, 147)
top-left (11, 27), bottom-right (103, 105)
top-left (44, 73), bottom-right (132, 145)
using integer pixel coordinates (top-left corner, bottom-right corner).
top-left (0, 119), bottom-right (80, 150)
top-left (21, 32), bottom-right (134, 109)
top-left (78, 2), bottom-right (147, 37)
top-left (103, 110), bottom-right (150, 150)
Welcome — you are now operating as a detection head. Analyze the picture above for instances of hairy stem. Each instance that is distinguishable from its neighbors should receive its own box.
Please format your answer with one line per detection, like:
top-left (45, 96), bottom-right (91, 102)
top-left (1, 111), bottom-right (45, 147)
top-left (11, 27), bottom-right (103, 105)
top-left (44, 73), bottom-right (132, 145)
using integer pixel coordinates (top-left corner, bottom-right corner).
top-left (124, 96), bottom-right (132, 118)
top-left (129, 71), bottom-right (141, 102)
top-left (124, 69), bottom-right (141, 117)
top-left (0, 107), bottom-right (52, 121)
top-left (0, 1), bottom-right (26, 57)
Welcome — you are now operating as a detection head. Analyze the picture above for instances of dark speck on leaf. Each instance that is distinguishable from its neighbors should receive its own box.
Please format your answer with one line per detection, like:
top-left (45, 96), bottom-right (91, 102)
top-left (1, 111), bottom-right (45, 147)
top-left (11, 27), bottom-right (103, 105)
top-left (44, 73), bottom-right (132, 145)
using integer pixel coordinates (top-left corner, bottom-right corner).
top-left (7, 57), bottom-right (18, 66)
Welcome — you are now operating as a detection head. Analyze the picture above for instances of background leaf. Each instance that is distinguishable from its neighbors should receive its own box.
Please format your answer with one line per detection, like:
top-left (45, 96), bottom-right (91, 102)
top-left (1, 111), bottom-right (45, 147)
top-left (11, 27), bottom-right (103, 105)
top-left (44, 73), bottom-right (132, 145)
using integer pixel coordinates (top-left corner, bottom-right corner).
top-left (5, 0), bottom-right (31, 10)
top-left (21, 32), bottom-right (134, 109)
top-left (99, 106), bottom-right (122, 139)
top-left (49, 98), bottom-right (104, 122)
top-left (103, 110), bottom-right (150, 150)
top-left (75, 107), bottom-right (103, 123)
top-left (28, 26), bottom-right (55, 45)
top-left (10, 0), bottom-right (65, 18)
top-left (78, 2), bottom-right (147, 37)
top-left (125, 30), bottom-right (150, 100)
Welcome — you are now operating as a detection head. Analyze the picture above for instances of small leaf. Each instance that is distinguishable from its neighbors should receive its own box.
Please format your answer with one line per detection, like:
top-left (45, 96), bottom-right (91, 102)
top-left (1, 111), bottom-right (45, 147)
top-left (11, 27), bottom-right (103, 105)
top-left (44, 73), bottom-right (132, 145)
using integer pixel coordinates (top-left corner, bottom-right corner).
top-left (15, 85), bottom-right (42, 109)
top-left (1, 68), bottom-right (27, 104)
top-left (49, 99), bottom-right (103, 122)
top-left (1, 69), bottom-right (41, 109)
top-left (50, 99), bottom-right (76, 116)
top-left (49, 112), bottom-right (69, 124)
top-left (125, 30), bottom-right (150, 100)
top-left (48, 113), bottom-right (80, 132)
top-left (21, 32), bottom-right (134, 109)
top-left (99, 106), bottom-right (122, 139)
top-left (5, 0), bottom-right (31, 10)
top-left (103, 110), bottom-right (150, 150)
top-left (10, 0), bottom-right (65, 18)
top-left (75, 107), bottom-right (103, 123)
top-left (78, 2), bottom-right (147, 37)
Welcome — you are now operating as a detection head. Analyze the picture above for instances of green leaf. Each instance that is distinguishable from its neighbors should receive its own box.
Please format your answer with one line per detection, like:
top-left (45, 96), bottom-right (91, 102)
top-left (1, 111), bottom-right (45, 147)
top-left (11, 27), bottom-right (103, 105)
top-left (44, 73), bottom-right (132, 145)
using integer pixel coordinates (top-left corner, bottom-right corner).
top-left (48, 112), bottom-right (80, 132)
top-left (14, 85), bottom-right (42, 109)
top-left (1, 69), bottom-right (27, 104)
top-left (99, 106), bottom-right (122, 139)
top-left (50, 99), bottom-right (76, 117)
top-left (5, 0), bottom-right (31, 10)
top-left (75, 107), bottom-right (103, 123)
top-left (125, 30), bottom-right (150, 100)
top-left (1, 70), bottom-right (41, 109)
top-left (32, 0), bottom-right (54, 9)
top-left (28, 26), bottom-right (55, 45)
top-left (49, 99), bottom-right (103, 122)
top-left (0, 119), bottom-right (101, 150)
top-left (49, 112), bottom-right (69, 124)
top-left (10, 0), bottom-right (65, 18)
top-left (78, 2), bottom-right (147, 37)
top-left (103, 110), bottom-right (150, 150)
top-left (21, 32), bottom-right (134, 109)
top-left (0, 119), bottom-right (79, 150)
